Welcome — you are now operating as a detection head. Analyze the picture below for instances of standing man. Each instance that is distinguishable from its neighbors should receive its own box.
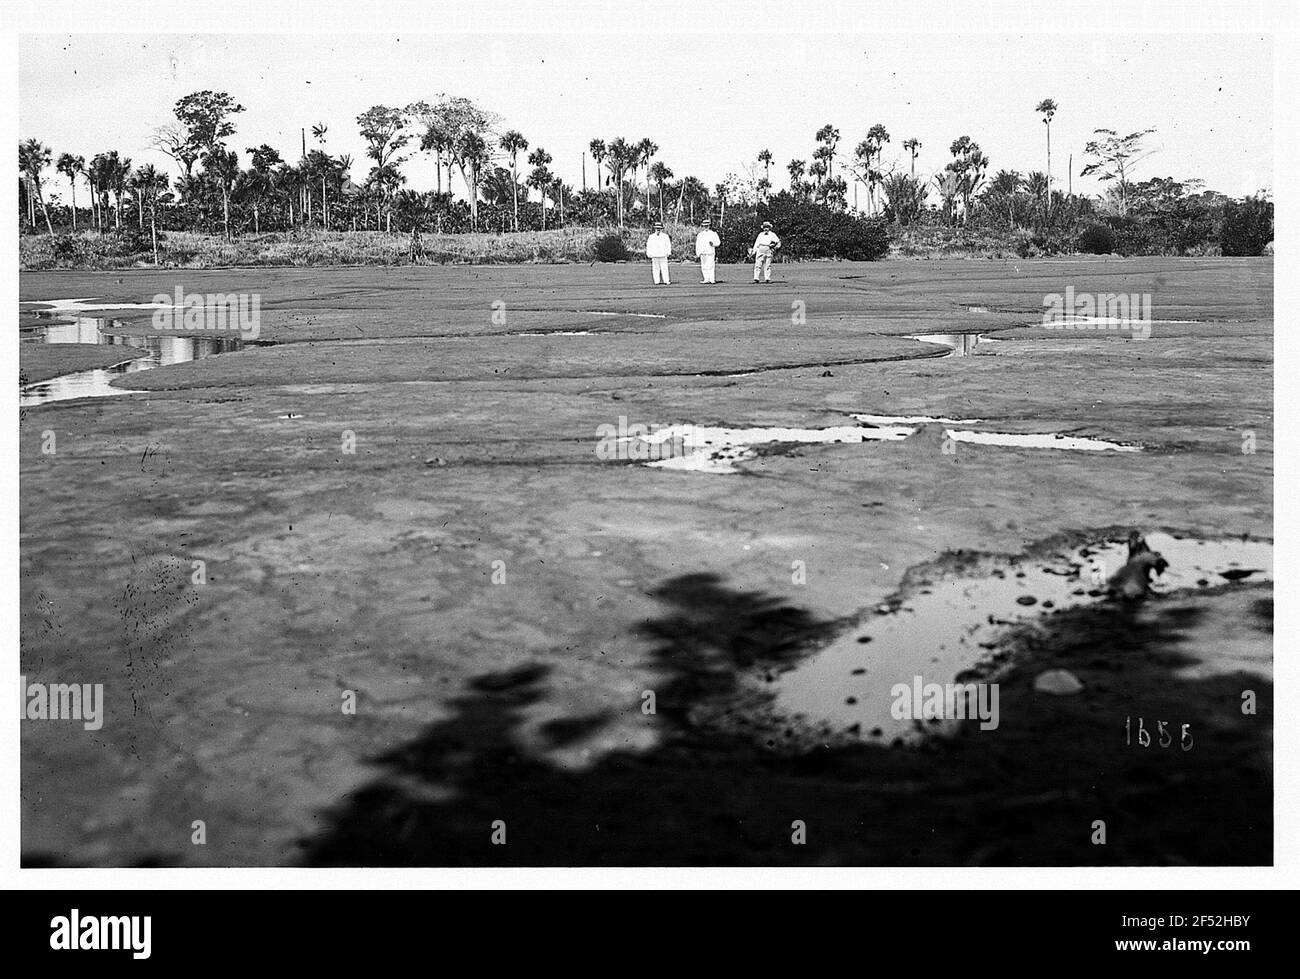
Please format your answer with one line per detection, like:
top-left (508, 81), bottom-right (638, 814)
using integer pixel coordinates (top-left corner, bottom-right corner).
top-left (646, 221), bottom-right (673, 285)
top-left (695, 216), bottom-right (721, 284)
top-left (750, 220), bottom-right (782, 284)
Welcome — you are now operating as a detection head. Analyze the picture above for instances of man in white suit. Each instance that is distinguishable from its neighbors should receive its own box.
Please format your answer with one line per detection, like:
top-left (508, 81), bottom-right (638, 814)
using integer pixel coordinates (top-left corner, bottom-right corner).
top-left (646, 221), bottom-right (673, 285)
top-left (694, 217), bottom-right (721, 284)
top-left (750, 221), bottom-right (781, 283)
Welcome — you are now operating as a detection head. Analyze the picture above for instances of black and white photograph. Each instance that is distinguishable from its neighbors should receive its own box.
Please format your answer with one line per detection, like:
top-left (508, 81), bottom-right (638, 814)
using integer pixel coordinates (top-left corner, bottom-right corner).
top-left (5, 0), bottom-right (1293, 900)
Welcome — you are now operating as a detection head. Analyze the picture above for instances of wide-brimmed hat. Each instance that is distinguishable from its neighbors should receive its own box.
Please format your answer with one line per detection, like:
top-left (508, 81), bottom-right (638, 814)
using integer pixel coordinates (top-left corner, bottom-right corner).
top-left (701, 217), bottom-right (711, 226)
top-left (653, 221), bottom-right (664, 229)
top-left (761, 221), bottom-right (773, 229)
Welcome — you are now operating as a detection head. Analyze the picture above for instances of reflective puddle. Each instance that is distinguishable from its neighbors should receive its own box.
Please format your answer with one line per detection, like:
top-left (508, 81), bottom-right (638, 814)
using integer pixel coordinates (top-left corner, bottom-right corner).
top-left (772, 533), bottom-right (1273, 746)
top-left (906, 333), bottom-right (984, 357)
top-left (639, 423), bottom-right (913, 473)
top-left (19, 315), bottom-right (242, 407)
top-left (630, 415), bottom-right (1139, 473)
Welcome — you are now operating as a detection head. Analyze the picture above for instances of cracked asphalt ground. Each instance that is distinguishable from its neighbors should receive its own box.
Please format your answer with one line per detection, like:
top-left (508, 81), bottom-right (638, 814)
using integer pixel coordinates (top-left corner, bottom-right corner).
top-left (19, 257), bottom-right (1272, 866)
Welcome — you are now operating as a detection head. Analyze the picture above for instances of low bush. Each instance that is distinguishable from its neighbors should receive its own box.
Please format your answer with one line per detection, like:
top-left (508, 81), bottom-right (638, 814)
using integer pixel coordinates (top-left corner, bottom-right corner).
top-left (592, 233), bottom-right (632, 262)
top-left (1220, 195), bottom-right (1273, 257)
top-left (715, 193), bottom-right (890, 262)
top-left (1076, 224), bottom-right (1115, 255)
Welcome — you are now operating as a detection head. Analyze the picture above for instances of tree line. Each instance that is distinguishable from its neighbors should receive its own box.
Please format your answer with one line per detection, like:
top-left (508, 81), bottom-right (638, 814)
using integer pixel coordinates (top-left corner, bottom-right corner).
top-left (19, 90), bottom-right (1273, 256)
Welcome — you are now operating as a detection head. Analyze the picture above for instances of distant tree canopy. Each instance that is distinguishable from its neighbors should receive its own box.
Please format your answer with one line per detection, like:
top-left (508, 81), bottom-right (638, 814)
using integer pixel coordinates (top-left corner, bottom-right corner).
top-left (18, 95), bottom-right (1272, 259)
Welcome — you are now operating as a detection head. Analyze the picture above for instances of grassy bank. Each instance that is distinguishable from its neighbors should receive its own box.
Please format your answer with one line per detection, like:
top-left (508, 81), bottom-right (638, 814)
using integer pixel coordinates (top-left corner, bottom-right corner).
top-left (19, 223), bottom-right (1247, 271)
top-left (18, 226), bottom-right (709, 271)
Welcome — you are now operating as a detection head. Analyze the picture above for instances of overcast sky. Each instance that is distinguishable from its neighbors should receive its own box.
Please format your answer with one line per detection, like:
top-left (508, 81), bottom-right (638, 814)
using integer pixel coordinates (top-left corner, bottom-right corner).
top-left (19, 31), bottom-right (1273, 202)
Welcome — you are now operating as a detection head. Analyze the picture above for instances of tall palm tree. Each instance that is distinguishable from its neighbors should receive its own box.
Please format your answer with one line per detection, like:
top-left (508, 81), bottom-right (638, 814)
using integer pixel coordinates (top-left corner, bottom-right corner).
top-left (203, 147), bottom-right (239, 239)
top-left (87, 153), bottom-right (114, 231)
top-left (1036, 99), bottom-right (1058, 191)
top-left (757, 149), bottom-right (773, 201)
top-left (127, 169), bottom-right (147, 228)
top-left (815, 124), bottom-right (840, 179)
top-left (311, 123), bottom-right (330, 228)
top-left (97, 151), bottom-right (131, 229)
top-left (56, 152), bottom-right (85, 231)
top-left (526, 146), bottom-right (554, 230)
top-left (19, 139), bottom-right (55, 234)
top-left (499, 130), bottom-right (529, 232)
top-left (648, 161), bottom-right (673, 222)
top-left (1025, 170), bottom-right (1050, 226)
top-left (988, 169), bottom-right (1022, 227)
top-left (588, 138), bottom-right (607, 191)
top-left (605, 138), bottom-right (634, 228)
top-left (133, 164), bottom-right (167, 261)
top-left (902, 138), bottom-right (921, 177)
top-left (637, 138), bottom-right (657, 218)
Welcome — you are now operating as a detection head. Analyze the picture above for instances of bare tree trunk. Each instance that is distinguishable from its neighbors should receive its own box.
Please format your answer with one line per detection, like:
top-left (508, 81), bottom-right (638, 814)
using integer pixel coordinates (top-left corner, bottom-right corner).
top-left (36, 185), bottom-right (54, 235)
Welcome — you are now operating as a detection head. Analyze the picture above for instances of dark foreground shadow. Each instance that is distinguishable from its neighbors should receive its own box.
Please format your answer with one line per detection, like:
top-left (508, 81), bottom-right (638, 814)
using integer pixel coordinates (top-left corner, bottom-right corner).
top-left (301, 574), bottom-right (1272, 866)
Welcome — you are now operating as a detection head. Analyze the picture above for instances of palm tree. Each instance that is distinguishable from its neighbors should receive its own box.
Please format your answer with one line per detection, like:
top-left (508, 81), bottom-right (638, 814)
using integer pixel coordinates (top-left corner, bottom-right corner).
top-left (757, 149), bottom-right (773, 200)
top-left (811, 147), bottom-right (832, 190)
top-left (988, 169), bottom-right (1022, 227)
top-left (83, 161), bottom-right (99, 230)
top-left (127, 169), bottom-right (147, 228)
top-left (589, 138), bottom-right (607, 191)
top-left (605, 138), bottom-right (635, 228)
top-left (649, 161), bottom-right (673, 222)
top-left (526, 146), bottom-right (554, 230)
top-left (88, 153), bottom-right (114, 231)
top-left (902, 138), bottom-right (921, 177)
top-left (133, 164), bottom-right (167, 262)
top-left (637, 138), bottom-right (657, 218)
top-left (19, 139), bottom-right (55, 234)
top-left (678, 175), bottom-right (708, 224)
top-left (56, 153), bottom-right (85, 231)
top-left (1036, 99), bottom-right (1058, 191)
top-left (815, 124), bottom-right (840, 179)
top-left (1025, 170), bottom-right (1050, 226)
top-left (203, 147), bottom-right (239, 239)
top-left (311, 123), bottom-right (330, 228)
top-left (92, 151), bottom-right (131, 229)
top-left (499, 130), bottom-right (529, 232)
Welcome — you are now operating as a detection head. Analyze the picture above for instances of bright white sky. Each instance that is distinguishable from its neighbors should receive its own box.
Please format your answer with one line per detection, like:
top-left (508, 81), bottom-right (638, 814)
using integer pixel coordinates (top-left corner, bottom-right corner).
top-left (19, 28), bottom-right (1273, 203)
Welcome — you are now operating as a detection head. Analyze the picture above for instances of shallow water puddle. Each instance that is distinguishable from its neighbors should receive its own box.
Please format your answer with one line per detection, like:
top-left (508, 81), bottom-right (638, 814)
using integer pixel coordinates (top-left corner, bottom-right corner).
top-left (634, 415), bottom-right (1139, 473)
top-left (947, 429), bottom-right (1140, 452)
top-left (772, 533), bottom-right (1273, 746)
top-left (906, 332), bottom-right (984, 356)
top-left (19, 315), bottom-right (242, 407)
top-left (512, 331), bottom-right (594, 337)
top-left (638, 423), bottom-right (912, 473)
top-left (20, 297), bottom-right (177, 314)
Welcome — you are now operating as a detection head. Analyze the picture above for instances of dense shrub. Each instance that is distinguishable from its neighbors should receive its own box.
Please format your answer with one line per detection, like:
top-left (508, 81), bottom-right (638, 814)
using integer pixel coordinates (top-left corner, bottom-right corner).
top-left (1220, 195), bottom-right (1273, 257)
top-left (1076, 223), bottom-right (1115, 254)
top-left (716, 193), bottom-right (890, 262)
top-left (106, 228), bottom-right (161, 257)
top-left (592, 233), bottom-right (631, 262)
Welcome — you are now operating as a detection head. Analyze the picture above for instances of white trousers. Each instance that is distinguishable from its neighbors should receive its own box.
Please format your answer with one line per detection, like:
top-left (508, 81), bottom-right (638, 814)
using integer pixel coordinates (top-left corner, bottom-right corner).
top-left (699, 254), bottom-right (716, 282)
top-left (753, 252), bottom-right (772, 281)
top-left (651, 256), bottom-right (670, 284)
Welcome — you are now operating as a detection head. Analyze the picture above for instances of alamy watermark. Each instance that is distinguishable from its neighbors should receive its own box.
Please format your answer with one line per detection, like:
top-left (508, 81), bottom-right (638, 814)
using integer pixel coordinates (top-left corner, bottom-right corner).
top-left (1043, 286), bottom-right (1152, 339)
top-left (596, 415), bottom-right (697, 462)
top-left (151, 286), bottom-right (261, 339)
top-left (21, 676), bottom-right (104, 731)
top-left (890, 675), bottom-right (1000, 731)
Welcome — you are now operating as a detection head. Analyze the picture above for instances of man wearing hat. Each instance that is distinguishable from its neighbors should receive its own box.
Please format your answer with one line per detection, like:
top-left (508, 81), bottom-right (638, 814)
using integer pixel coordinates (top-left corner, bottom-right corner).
top-left (749, 221), bottom-right (782, 283)
top-left (645, 221), bottom-right (673, 285)
top-left (694, 217), bottom-right (721, 284)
